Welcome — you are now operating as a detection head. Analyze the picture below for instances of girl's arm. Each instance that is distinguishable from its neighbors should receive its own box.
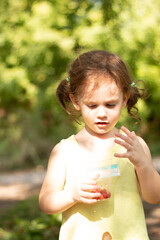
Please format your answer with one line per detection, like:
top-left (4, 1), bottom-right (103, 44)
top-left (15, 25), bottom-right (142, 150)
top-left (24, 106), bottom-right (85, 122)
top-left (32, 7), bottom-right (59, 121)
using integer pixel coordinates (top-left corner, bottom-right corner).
top-left (39, 143), bottom-right (74, 214)
top-left (114, 126), bottom-right (160, 204)
top-left (39, 143), bottom-right (101, 215)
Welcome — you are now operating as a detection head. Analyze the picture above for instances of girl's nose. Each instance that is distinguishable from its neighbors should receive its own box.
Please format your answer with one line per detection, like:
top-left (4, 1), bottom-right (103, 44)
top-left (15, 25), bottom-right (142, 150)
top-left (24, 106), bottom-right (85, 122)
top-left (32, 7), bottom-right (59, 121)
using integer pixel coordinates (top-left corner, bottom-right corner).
top-left (97, 107), bottom-right (107, 118)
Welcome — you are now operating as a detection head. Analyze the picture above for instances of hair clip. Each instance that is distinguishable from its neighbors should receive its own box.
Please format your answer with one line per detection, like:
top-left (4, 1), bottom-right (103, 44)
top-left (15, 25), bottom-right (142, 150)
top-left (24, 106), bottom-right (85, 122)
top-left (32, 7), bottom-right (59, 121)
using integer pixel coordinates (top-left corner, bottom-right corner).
top-left (66, 77), bottom-right (70, 83)
top-left (130, 82), bottom-right (137, 88)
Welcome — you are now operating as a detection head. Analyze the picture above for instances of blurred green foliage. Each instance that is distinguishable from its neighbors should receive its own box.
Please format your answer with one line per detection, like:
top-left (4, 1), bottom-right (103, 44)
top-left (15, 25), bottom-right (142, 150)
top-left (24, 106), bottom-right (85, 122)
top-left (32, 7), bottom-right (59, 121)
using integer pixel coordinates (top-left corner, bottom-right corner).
top-left (0, 196), bottom-right (61, 240)
top-left (0, 0), bottom-right (160, 170)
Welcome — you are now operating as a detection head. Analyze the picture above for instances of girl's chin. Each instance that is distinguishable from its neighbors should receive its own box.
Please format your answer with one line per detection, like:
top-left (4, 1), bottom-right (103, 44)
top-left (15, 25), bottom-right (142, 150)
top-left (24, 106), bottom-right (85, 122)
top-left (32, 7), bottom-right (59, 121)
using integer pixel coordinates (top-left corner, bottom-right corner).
top-left (87, 128), bottom-right (110, 137)
top-left (85, 125), bottom-right (116, 138)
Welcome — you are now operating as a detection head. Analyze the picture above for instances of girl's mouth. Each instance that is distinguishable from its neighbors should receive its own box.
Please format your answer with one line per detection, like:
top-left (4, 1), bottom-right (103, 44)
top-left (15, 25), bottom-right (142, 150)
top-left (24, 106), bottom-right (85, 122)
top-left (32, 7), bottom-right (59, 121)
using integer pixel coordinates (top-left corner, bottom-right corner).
top-left (96, 122), bottom-right (109, 126)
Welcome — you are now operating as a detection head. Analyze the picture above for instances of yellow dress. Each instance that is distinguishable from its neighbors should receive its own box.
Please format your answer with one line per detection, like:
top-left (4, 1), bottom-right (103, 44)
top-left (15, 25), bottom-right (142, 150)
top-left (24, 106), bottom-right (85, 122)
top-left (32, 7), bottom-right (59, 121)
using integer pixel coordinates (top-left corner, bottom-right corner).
top-left (58, 135), bottom-right (149, 240)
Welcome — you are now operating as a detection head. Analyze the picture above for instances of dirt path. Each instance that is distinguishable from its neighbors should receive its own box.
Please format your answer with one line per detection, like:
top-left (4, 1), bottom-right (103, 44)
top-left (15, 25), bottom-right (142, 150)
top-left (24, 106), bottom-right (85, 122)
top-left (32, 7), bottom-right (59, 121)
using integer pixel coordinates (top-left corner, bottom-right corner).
top-left (0, 160), bottom-right (160, 240)
top-left (0, 166), bottom-right (45, 212)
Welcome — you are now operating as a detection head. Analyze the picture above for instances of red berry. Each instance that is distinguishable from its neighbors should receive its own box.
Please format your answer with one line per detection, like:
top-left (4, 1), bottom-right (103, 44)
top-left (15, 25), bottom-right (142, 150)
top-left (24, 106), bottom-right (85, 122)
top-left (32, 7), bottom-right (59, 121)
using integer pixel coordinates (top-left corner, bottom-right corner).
top-left (99, 189), bottom-right (111, 199)
top-left (99, 194), bottom-right (104, 200)
top-left (107, 192), bottom-right (111, 198)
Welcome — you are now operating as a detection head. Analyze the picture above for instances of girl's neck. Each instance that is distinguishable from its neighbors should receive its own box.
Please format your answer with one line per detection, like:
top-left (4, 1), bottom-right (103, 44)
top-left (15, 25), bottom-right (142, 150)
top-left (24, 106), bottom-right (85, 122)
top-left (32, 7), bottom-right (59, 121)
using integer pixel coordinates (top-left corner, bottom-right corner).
top-left (75, 126), bottom-right (117, 154)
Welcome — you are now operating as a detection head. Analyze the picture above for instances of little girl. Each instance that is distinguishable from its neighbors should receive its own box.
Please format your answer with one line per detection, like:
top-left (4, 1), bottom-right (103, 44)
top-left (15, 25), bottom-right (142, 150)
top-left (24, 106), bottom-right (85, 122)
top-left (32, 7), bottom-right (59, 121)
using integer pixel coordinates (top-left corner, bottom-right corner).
top-left (39, 50), bottom-right (160, 240)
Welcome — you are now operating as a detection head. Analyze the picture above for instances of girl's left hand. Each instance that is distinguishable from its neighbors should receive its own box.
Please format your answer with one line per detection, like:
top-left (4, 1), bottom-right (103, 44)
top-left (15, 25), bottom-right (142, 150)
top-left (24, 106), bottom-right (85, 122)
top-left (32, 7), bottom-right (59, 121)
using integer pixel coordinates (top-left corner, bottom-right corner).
top-left (114, 126), bottom-right (160, 204)
top-left (114, 126), bottom-right (150, 168)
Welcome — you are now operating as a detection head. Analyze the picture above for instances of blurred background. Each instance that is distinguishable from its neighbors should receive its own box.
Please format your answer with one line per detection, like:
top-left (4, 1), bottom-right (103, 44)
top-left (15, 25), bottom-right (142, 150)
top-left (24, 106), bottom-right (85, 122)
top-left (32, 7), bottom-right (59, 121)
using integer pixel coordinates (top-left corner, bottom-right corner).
top-left (0, 0), bottom-right (160, 239)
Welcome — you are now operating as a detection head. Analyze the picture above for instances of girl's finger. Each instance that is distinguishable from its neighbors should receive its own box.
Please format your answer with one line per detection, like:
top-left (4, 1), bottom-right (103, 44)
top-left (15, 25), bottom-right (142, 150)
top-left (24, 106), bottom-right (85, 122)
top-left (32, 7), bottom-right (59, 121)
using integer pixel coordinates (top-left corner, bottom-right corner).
top-left (82, 173), bottom-right (100, 185)
top-left (114, 138), bottom-right (132, 151)
top-left (80, 183), bottom-right (100, 192)
top-left (115, 131), bottom-right (132, 145)
top-left (80, 189), bottom-right (101, 199)
top-left (87, 172), bottom-right (100, 180)
top-left (114, 152), bottom-right (130, 159)
top-left (82, 179), bottom-right (98, 185)
top-left (121, 126), bottom-right (136, 139)
top-left (79, 197), bottom-right (98, 204)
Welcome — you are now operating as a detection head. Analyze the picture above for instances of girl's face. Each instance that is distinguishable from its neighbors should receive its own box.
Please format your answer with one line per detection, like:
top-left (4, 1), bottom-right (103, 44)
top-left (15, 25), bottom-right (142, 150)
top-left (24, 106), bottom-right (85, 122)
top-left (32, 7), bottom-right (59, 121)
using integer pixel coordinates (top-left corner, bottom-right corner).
top-left (71, 78), bottom-right (128, 138)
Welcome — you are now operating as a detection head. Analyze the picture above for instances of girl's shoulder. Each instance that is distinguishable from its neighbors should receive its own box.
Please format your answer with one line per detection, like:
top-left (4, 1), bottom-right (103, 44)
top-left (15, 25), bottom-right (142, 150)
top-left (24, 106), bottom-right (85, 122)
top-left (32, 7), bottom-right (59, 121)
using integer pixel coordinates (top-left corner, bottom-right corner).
top-left (60, 134), bottom-right (77, 149)
top-left (60, 134), bottom-right (76, 143)
top-left (47, 135), bottom-right (76, 170)
top-left (51, 134), bottom-right (77, 157)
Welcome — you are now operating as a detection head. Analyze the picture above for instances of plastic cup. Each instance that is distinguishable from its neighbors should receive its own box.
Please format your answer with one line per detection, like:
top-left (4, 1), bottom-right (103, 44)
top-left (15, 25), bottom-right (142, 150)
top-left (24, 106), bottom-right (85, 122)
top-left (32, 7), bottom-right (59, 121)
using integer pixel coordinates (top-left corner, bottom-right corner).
top-left (96, 167), bottom-right (111, 200)
top-left (83, 157), bottom-right (111, 200)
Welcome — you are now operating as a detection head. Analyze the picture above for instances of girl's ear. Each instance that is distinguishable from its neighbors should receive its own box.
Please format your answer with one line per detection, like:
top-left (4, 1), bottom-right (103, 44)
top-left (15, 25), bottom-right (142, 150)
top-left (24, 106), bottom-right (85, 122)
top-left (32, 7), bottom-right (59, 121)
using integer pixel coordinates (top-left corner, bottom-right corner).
top-left (122, 93), bottom-right (130, 108)
top-left (69, 94), bottom-right (80, 111)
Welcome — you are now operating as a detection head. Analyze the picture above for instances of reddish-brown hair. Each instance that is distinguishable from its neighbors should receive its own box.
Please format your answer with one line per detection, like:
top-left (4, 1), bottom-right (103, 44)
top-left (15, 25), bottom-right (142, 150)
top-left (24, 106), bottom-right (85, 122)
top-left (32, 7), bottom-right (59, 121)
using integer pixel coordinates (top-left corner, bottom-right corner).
top-left (56, 50), bottom-right (145, 122)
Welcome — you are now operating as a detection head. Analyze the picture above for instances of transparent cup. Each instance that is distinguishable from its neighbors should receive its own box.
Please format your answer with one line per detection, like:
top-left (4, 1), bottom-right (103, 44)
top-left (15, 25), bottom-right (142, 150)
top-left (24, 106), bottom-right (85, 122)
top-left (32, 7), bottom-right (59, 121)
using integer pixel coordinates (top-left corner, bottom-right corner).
top-left (96, 165), bottom-right (111, 200)
top-left (83, 156), bottom-right (111, 201)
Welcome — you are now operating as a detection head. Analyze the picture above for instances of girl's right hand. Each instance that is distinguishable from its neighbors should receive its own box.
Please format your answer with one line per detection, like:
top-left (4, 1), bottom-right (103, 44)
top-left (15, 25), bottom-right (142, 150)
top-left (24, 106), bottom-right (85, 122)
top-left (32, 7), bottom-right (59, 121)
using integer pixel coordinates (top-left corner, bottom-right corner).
top-left (70, 173), bottom-right (101, 204)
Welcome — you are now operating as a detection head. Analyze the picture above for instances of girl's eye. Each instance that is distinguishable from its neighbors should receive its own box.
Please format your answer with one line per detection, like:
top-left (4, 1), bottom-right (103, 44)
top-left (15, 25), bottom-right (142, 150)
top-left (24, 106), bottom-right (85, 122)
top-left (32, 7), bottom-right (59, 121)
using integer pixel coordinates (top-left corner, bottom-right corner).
top-left (106, 104), bottom-right (116, 108)
top-left (87, 105), bottom-right (97, 109)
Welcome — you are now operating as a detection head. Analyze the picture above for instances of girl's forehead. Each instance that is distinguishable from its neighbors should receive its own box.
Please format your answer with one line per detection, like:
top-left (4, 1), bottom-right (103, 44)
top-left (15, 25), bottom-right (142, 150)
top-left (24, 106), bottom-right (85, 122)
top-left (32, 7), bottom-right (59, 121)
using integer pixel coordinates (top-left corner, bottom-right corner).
top-left (82, 79), bottom-right (122, 101)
